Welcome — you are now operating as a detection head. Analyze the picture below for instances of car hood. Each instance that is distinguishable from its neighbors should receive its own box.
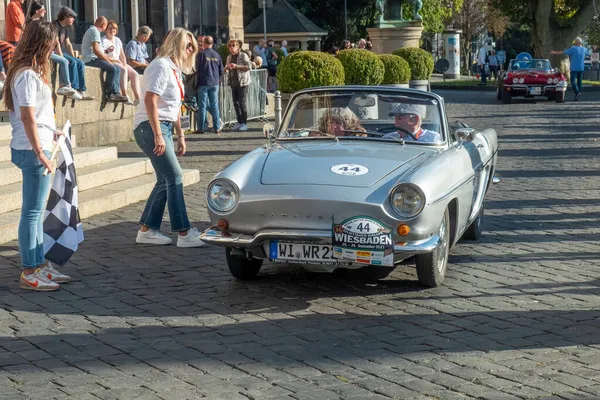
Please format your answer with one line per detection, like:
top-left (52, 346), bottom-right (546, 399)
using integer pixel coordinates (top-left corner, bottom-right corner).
top-left (510, 69), bottom-right (554, 78)
top-left (260, 140), bottom-right (437, 188)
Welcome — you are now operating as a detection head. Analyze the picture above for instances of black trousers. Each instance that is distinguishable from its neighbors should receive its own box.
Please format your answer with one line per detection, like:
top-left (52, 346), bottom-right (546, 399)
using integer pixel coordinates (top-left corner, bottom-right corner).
top-left (231, 85), bottom-right (248, 124)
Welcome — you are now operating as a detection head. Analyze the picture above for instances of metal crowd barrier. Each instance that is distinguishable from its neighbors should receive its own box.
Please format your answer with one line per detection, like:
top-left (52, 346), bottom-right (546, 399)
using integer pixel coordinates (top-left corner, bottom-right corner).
top-left (220, 68), bottom-right (268, 125)
top-left (184, 68), bottom-right (268, 132)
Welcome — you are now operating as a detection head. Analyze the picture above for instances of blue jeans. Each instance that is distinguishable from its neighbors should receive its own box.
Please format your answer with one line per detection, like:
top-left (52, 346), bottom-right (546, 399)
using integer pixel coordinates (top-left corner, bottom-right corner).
top-left (50, 52), bottom-right (70, 86)
top-left (134, 121), bottom-right (191, 232)
top-left (11, 149), bottom-right (52, 269)
top-left (570, 71), bottom-right (583, 95)
top-left (197, 85), bottom-right (221, 132)
top-left (85, 58), bottom-right (120, 95)
top-left (64, 54), bottom-right (86, 92)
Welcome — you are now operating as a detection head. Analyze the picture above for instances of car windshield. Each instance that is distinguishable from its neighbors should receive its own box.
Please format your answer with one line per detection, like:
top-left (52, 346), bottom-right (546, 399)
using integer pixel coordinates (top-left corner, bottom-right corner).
top-left (279, 91), bottom-right (445, 145)
top-left (509, 59), bottom-right (551, 71)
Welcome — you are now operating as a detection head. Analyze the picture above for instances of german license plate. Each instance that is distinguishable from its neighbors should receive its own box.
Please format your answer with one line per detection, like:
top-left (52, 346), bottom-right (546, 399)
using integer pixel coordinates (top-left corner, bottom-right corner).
top-left (269, 241), bottom-right (342, 265)
top-left (529, 87), bottom-right (541, 95)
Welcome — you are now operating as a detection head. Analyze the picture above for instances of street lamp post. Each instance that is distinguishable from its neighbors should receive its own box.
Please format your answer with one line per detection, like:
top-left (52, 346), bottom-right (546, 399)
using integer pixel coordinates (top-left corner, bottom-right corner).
top-left (344, 0), bottom-right (348, 40)
top-left (263, 0), bottom-right (267, 41)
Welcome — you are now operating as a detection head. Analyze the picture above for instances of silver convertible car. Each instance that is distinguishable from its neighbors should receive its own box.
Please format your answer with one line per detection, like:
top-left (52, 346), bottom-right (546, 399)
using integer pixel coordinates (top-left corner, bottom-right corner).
top-left (200, 86), bottom-right (499, 287)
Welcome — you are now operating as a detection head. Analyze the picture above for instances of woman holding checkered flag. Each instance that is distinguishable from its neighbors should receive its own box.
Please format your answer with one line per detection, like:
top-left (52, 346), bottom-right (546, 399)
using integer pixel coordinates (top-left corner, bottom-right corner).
top-left (5, 20), bottom-right (70, 291)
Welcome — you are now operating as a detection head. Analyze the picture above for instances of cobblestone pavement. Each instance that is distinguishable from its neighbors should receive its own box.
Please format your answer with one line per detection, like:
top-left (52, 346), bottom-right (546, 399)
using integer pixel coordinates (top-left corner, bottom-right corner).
top-left (3, 90), bottom-right (600, 400)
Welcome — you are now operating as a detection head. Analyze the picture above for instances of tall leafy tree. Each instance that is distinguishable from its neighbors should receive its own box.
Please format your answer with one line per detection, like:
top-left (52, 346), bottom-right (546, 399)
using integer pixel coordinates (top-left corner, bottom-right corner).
top-left (491, 0), bottom-right (596, 58)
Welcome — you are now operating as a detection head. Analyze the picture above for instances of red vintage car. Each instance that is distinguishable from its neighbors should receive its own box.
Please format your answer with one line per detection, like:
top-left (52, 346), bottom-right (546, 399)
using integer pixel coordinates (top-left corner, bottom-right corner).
top-left (497, 59), bottom-right (568, 104)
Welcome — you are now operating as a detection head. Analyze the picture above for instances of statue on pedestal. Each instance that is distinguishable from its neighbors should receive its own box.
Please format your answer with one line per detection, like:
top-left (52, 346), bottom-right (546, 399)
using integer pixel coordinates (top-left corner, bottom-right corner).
top-left (376, 0), bottom-right (423, 26)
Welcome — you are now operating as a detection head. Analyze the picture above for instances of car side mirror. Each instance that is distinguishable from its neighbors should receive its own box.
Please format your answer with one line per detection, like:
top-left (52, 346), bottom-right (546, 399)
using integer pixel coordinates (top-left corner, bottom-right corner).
top-left (263, 123), bottom-right (276, 142)
top-left (455, 127), bottom-right (476, 142)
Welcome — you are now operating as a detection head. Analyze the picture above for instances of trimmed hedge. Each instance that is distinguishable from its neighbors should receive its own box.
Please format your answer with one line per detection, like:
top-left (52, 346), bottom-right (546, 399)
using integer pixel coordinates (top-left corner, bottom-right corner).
top-left (216, 44), bottom-right (229, 65)
top-left (278, 51), bottom-right (345, 93)
top-left (337, 49), bottom-right (385, 85)
top-left (392, 47), bottom-right (434, 81)
top-left (379, 54), bottom-right (411, 84)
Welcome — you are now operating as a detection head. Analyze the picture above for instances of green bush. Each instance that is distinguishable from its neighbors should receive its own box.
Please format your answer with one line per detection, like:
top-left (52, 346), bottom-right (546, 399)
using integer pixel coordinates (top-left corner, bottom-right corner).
top-left (337, 49), bottom-right (385, 85)
top-left (277, 51), bottom-right (345, 93)
top-left (216, 44), bottom-right (229, 65)
top-left (392, 47), bottom-right (434, 81)
top-left (378, 54), bottom-right (411, 84)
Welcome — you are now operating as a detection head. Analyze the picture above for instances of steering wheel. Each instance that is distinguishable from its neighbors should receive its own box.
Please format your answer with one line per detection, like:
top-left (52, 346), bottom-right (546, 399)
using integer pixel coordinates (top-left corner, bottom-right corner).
top-left (376, 125), bottom-right (419, 141)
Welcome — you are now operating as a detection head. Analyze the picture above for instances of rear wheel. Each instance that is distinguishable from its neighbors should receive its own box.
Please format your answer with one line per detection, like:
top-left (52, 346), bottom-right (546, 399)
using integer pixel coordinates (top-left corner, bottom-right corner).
top-left (501, 88), bottom-right (512, 104)
top-left (226, 248), bottom-right (263, 280)
top-left (415, 209), bottom-right (450, 288)
top-left (463, 206), bottom-right (484, 241)
top-left (555, 91), bottom-right (565, 103)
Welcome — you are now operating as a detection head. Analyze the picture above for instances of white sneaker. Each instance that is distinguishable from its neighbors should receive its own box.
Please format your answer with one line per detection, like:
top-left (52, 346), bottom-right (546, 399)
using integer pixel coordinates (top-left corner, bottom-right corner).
top-left (133, 99), bottom-right (140, 106)
top-left (238, 123), bottom-right (248, 131)
top-left (40, 262), bottom-right (71, 283)
top-left (125, 96), bottom-right (135, 105)
top-left (136, 229), bottom-right (172, 245)
top-left (177, 227), bottom-right (205, 248)
top-left (67, 90), bottom-right (83, 100)
top-left (57, 85), bottom-right (76, 96)
top-left (232, 122), bottom-right (241, 131)
top-left (79, 91), bottom-right (95, 100)
top-left (20, 268), bottom-right (60, 291)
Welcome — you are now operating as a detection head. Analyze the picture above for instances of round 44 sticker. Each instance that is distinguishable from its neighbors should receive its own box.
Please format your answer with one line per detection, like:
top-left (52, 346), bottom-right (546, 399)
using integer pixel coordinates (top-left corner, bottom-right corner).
top-left (331, 164), bottom-right (369, 176)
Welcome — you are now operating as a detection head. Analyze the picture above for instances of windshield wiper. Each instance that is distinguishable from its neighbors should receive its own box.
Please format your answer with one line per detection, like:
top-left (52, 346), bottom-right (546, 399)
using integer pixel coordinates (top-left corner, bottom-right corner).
top-left (341, 129), bottom-right (404, 144)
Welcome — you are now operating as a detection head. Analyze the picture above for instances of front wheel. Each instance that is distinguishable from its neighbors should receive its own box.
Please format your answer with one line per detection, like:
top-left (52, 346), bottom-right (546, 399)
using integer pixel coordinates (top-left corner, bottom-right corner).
top-left (501, 88), bottom-right (512, 104)
top-left (226, 248), bottom-right (263, 280)
top-left (462, 206), bottom-right (484, 241)
top-left (555, 91), bottom-right (565, 103)
top-left (415, 209), bottom-right (450, 288)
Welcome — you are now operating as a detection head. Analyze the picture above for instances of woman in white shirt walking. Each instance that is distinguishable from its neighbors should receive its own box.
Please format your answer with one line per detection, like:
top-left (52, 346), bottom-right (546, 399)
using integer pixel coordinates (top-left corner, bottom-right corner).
top-left (5, 20), bottom-right (70, 291)
top-left (102, 20), bottom-right (140, 105)
top-left (133, 27), bottom-right (204, 247)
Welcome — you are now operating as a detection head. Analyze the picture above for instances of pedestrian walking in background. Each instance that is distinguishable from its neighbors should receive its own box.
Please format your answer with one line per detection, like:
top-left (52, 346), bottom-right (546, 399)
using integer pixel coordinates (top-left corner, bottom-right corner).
top-left (280, 40), bottom-right (289, 56)
top-left (551, 37), bottom-right (587, 101)
top-left (196, 35), bottom-right (223, 134)
top-left (265, 38), bottom-right (279, 93)
top-left (5, 19), bottom-right (71, 291)
top-left (6, 0), bottom-right (25, 45)
top-left (126, 26), bottom-right (152, 75)
top-left (252, 39), bottom-right (267, 69)
top-left (477, 46), bottom-right (487, 85)
top-left (225, 39), bottom-right (252, 132)
top-left (102, 20), bottom-right (140, 105)
top-left (81, 16), bottom-right (127, 102)
top-left (133, 27), bottom-right (204, 248)
top-left (488, 50), bottom-right (498, 80)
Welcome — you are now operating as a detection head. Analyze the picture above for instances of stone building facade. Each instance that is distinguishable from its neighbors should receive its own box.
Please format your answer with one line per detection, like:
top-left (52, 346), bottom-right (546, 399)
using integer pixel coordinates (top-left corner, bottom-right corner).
top-left (0, 0), bottom-right (244, 50)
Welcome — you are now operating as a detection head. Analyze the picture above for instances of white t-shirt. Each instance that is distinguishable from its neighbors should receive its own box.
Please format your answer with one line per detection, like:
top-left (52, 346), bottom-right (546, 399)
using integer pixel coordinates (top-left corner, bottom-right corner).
top-left (134, 57), bottom-right (183, 129)
top-left (101, 36), bottom-right (123, 60)
top-left (9, 70), bottom-right (56, 151)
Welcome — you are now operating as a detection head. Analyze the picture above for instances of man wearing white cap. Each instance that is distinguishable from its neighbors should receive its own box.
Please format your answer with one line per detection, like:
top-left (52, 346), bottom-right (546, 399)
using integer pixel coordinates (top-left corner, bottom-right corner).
top-left (384, 103), bottom-right (441, 142)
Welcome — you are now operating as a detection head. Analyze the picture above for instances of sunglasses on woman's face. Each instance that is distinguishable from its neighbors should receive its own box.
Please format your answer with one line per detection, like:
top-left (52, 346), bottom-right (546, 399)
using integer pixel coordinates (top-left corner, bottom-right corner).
top-left (228, 44), bottom-right (237, 48)
top-left (186, 42), bottom-right (194, 50)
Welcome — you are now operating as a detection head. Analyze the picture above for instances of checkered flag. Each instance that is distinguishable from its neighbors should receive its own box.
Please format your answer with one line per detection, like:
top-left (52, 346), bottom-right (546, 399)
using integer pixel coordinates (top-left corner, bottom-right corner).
top-left (43, 130), bottom-right (84, 266)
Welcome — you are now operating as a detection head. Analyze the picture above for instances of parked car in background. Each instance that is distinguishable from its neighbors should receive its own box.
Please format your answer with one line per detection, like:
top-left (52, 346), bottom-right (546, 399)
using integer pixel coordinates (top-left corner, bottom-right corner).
top-left (200, 86), bottom-right (500, 287)
top-left (497, 58), bottom-right (567, 104)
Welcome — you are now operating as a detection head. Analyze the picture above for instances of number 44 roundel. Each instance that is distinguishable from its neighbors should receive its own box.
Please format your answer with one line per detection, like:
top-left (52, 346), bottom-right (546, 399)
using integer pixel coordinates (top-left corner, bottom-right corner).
top-left (330, 164), bottom-right (369, 176)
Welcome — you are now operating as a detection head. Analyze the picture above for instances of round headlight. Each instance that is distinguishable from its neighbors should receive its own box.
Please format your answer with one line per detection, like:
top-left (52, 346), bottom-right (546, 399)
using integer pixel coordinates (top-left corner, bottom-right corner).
top-left (519, 78), bottom-right (524, 83)
top-left (207, 180), bottom-right (239, 213)
top-left (390, 184), bottom-right (425, 218)
top-left (553, 77), bottom-right (558, 84)
top-left (512, 78), bottom-right (518, 84)
top-left (548, 78), bottom-right (553, 84)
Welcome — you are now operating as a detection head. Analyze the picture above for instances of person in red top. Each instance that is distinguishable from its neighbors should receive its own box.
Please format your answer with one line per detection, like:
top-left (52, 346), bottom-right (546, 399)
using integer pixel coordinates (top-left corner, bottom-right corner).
top-left (6, 0), bottom-right (25, 45)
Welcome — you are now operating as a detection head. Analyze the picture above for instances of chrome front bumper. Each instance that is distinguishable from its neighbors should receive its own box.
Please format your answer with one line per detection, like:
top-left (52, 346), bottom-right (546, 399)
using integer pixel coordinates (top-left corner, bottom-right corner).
top-left (504, 84), bottom-right (567, 93)
top-left (200, 228), bottom-right (440, 254)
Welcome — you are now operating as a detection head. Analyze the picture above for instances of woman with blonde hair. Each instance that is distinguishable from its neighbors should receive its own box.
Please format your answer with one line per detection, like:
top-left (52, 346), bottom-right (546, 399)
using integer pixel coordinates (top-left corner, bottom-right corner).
top-left (5, 19), bottom-right (70, 291)
top-left (102, 20), bottom-right (140, 105)
top-left (318, 107), bottom-right (366, 137)
top-left (133, 27), bottom-right (204, 247)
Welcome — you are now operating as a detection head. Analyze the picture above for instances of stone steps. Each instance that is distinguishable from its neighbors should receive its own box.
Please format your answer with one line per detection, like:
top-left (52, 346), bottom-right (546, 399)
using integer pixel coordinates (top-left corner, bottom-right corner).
top-left (0, 138), bottom-right (200, 244)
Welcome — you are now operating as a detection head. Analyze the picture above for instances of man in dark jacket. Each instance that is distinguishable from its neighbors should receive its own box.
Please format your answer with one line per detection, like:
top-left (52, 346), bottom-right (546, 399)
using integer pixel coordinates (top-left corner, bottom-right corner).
top-left (196, 36), bottom-right (224, 134)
